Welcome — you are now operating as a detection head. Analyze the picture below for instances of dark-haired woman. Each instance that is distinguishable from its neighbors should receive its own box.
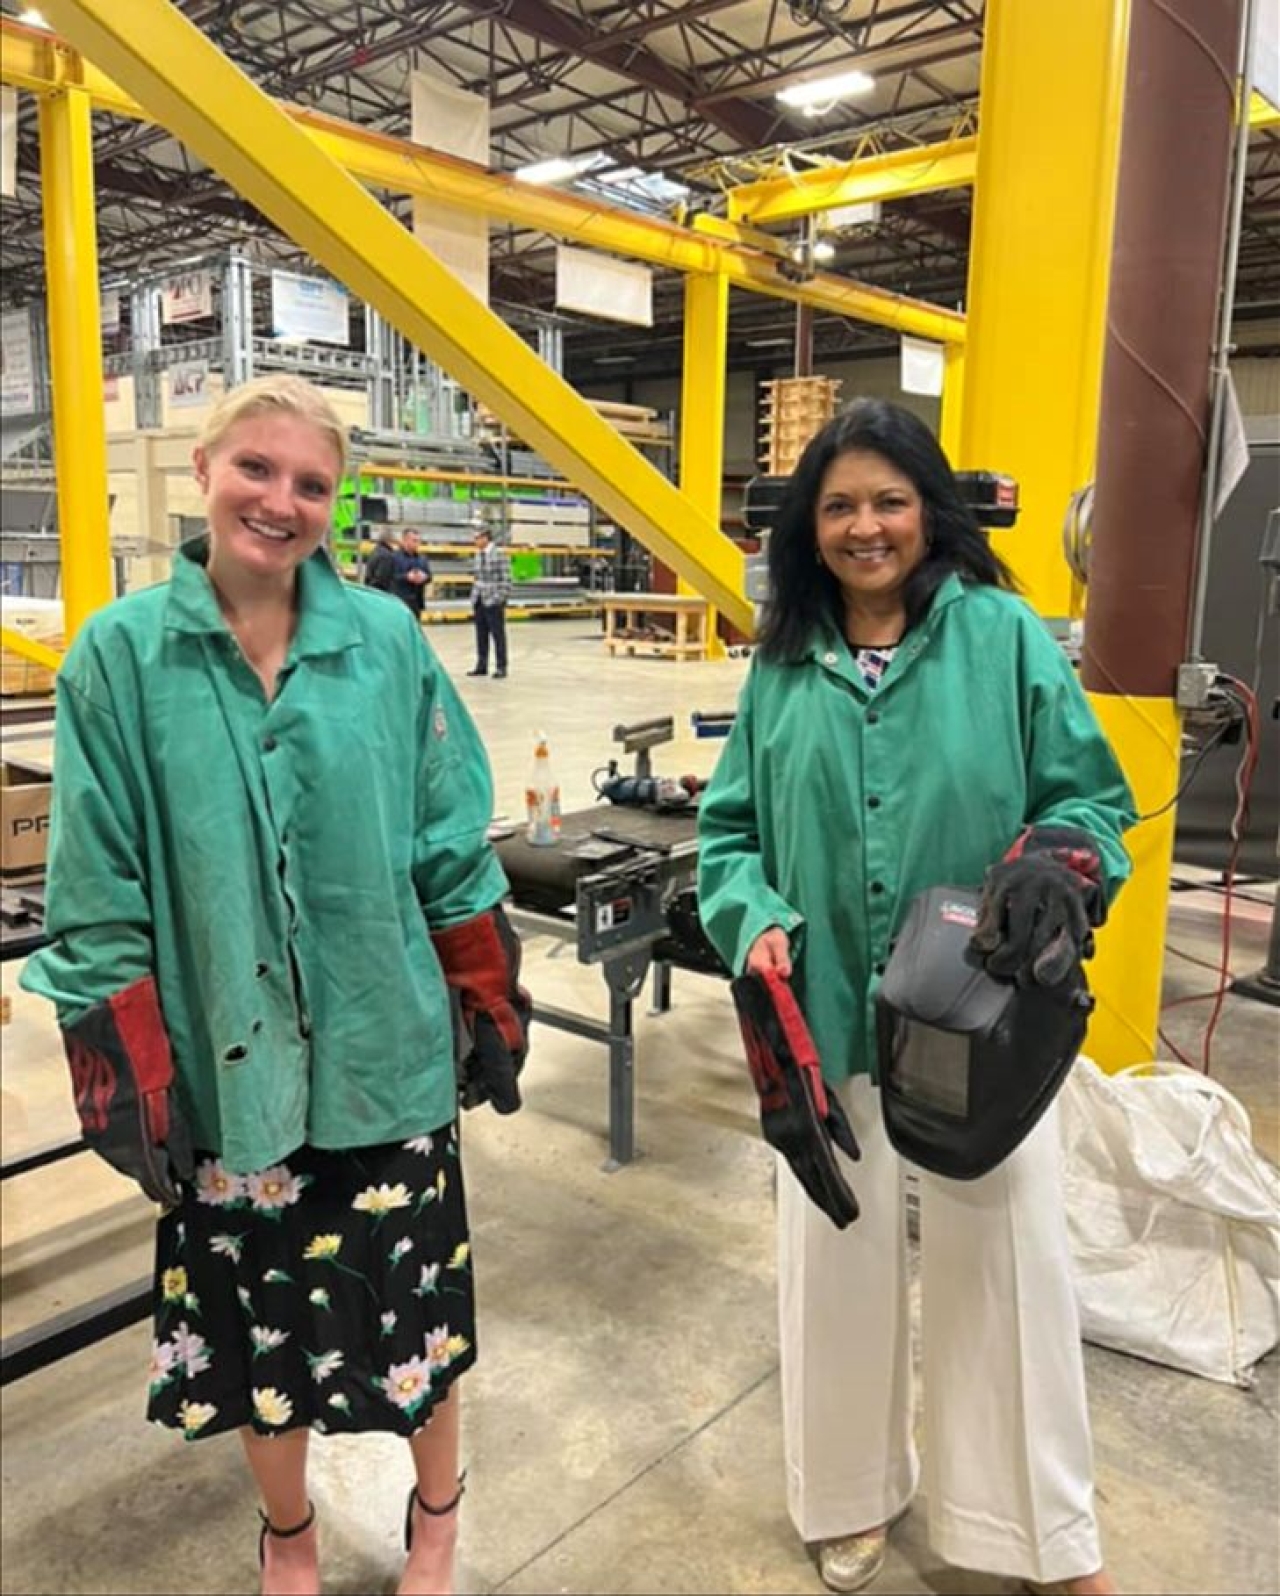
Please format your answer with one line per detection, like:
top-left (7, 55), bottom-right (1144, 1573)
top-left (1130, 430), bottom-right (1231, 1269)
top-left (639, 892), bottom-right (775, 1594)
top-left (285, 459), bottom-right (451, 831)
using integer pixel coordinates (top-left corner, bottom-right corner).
top-left (698, 399), bottom-right (1133, 1595)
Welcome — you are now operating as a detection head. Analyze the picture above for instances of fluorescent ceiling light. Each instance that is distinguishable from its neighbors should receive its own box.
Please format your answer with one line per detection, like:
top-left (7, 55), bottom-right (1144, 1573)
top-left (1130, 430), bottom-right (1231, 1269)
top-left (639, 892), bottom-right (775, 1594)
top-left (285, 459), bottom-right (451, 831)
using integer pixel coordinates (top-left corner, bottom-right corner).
top-left (746, 337), bottom-right (793, 348)
top-left (513, 153), bottom-right (599, 185)
top-left (812, 238), bottom-right (837, 263)
top-left (594, 354), bottom-right (636, 364)
top-left (776, 69), bottom-right (875, 112)
top-left (827, 200), bottom-right (881, 228)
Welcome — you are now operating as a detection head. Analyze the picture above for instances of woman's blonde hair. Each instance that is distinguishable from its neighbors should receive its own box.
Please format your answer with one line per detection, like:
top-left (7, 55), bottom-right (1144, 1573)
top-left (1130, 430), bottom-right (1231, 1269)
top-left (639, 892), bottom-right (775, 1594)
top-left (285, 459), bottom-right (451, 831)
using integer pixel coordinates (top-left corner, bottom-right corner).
top-left (197, 373), bottom-right (348, 479)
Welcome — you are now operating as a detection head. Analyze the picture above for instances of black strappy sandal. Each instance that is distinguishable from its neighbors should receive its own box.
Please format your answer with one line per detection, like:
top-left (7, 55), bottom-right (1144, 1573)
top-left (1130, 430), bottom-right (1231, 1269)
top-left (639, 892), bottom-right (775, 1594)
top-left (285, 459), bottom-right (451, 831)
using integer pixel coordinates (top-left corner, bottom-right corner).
top-left (257, 1501), bottom-right (316, 1568)
top-left (403, 1472), bottom-right (467, 1551)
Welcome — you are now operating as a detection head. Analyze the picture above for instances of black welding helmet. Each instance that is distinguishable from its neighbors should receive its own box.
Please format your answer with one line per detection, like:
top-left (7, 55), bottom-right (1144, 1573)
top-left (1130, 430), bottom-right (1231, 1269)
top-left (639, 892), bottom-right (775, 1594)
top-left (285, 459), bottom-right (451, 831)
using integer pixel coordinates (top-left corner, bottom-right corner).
top-left (874, 885), bottom-right (1093, 1180)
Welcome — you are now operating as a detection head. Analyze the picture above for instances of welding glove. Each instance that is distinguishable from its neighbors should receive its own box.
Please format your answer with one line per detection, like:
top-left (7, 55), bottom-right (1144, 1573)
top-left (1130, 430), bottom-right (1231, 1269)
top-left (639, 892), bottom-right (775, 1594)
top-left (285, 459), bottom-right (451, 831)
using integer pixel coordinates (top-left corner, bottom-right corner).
top-left (432, 906), bottom-right (532, 1114)
top-left (968, 823), bottom-right (1107, 988)
top-left (60, 975), bottom-right (194, 1208)
top-left (731, 966), bottom-right (860, 1229)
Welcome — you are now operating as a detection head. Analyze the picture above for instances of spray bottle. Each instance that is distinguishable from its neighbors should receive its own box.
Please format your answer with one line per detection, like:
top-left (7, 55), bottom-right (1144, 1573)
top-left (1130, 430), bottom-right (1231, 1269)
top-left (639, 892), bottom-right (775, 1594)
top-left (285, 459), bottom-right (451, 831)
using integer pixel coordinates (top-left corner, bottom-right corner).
top-left (525, 732), bottom-right (562, 847)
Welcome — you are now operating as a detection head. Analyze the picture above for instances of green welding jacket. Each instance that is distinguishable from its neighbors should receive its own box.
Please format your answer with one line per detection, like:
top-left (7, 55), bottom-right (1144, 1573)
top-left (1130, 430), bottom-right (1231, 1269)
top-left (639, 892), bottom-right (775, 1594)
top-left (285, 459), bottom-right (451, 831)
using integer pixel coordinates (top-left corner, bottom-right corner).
top-left (696, 574), bottom-right (1137, 1085)
top-left (21, 539), bottom-right (509, 1173)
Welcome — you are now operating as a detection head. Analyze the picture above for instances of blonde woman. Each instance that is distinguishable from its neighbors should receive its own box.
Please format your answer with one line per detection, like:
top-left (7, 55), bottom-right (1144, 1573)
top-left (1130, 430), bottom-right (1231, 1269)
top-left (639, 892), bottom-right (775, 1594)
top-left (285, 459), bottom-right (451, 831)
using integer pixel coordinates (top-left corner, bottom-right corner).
top-left (23, 374), bottom-right (530, 1596)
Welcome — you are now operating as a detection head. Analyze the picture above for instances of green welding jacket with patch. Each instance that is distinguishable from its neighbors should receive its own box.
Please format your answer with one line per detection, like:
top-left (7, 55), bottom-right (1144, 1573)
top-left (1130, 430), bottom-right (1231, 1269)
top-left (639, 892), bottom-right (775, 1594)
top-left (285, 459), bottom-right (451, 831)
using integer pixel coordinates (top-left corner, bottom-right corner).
top-left (21, 539), bottom-right (509, 1173)
top-left (696, 575), bottom-right (1137, 1085)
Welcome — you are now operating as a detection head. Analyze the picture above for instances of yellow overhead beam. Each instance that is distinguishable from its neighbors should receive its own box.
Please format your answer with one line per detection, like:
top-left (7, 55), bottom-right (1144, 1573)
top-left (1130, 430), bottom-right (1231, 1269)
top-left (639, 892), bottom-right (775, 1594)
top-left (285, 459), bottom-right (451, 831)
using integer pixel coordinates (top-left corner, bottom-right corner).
top-left (726, 135), bottom-right (980, 226)
top-left (1247, 88), bottom-right (1280, 127)
top-left (36, 0), bottom-right (757, 629)
top-left (1, 17), bottom-right (140, 116)
top-left (0, 17), bottom-right (964, 346)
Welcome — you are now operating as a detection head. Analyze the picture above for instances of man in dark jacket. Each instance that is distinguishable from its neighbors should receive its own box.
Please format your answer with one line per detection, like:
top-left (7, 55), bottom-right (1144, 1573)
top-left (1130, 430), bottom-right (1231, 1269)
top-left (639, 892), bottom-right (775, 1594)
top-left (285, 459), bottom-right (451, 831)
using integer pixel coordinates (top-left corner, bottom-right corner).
top-left (390, 529), bottom-right (433, 618)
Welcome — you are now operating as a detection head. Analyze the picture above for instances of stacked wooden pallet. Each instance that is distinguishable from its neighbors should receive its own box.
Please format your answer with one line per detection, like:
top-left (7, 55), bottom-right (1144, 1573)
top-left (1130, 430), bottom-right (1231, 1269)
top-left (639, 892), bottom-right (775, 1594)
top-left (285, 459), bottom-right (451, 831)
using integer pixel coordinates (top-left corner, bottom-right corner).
top-left (477, 398), bottom-right (672, 450)
top-left (1, 600), bottom-right (62, 697)
top-left (582, 398), bottom-right (673, 448)
top-left (759, 376), bottom-right (843, 475)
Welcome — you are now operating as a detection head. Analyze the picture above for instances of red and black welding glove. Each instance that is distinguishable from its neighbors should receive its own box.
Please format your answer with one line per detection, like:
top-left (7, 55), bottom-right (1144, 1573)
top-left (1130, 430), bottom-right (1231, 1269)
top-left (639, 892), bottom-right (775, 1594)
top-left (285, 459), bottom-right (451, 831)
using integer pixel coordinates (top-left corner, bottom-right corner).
top-left (431, 906), bottom-right (532, 1115)
top-left (60, 975), bottom-right (194, 1208)
top-left (969, 824), bottom-right (1107, 988)
top-left (730, 966), bottom-right (860, 1229)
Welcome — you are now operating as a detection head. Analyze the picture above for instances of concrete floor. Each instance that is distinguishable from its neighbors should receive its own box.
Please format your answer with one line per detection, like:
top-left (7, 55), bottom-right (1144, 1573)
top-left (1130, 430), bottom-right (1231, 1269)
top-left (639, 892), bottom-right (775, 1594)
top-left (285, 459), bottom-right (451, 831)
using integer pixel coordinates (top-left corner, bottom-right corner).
top-left (2, 614), bottom-right (1277, 1596)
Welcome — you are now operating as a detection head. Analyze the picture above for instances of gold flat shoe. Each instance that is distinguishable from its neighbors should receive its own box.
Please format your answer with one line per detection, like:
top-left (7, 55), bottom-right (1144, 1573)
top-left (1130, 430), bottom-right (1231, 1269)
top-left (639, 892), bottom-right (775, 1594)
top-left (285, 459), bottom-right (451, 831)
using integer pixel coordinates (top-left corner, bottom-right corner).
top-left (818, 1524), bottom-right (888, 1593)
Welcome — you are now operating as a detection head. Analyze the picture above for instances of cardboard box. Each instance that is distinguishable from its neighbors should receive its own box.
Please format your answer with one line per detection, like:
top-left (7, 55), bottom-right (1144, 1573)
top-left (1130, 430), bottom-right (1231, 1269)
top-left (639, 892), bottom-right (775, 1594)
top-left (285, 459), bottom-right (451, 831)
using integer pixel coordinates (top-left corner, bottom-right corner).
top-left (1, 760), bottom-right (53, 875)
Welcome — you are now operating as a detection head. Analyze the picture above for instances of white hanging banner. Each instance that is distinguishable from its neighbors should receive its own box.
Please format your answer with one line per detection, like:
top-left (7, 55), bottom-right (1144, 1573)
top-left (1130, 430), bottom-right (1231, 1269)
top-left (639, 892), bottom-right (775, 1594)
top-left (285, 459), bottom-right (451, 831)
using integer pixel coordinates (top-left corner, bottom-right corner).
top-left (555, 246), bottom-right (653, 327)
top-left (900, 335), bottom-right (944, 397)
top-left (410, 68), bottom-right (490, 307)
top-left (1, 87), bottom-right (17, 200)
top-left (0, 308), bottom-right (36, 413)
top-left (161, 269), bottom-right (213, 324)
top-left (269, 270), bottom-right (350, 345)
top-left (168, 359), bottom-right (211, 409)
top-left (1214, 370), bottom-right (1250, 517)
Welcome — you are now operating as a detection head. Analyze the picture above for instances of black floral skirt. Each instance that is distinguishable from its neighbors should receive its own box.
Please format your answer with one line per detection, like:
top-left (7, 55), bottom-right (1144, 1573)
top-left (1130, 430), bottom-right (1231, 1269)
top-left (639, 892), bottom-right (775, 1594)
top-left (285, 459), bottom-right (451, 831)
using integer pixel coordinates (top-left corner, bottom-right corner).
top-left (146, 1125), bottom-right (476, 1442)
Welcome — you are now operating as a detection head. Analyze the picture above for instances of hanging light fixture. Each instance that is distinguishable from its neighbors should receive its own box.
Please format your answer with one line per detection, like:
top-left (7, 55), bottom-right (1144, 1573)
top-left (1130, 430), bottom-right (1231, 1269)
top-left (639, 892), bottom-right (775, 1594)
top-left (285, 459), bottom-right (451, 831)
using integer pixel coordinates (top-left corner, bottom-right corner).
top-left (776, 68), bottom-right (875, 115)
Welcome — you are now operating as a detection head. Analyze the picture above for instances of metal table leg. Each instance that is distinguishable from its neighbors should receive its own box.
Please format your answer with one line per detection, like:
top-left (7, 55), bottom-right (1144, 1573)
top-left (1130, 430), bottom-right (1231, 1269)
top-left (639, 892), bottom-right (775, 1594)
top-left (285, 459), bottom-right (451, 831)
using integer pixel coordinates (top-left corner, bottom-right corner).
top-left (648, 959), bottom-right (673, 1016)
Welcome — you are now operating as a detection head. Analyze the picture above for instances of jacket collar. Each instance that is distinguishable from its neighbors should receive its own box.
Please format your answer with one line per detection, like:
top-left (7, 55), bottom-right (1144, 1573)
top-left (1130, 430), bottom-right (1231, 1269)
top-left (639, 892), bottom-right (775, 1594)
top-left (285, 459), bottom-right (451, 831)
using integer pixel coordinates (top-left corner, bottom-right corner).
top-left (164, 535), bottom-right (363, 658)
top-left (805, 571), bottom-right (968, 676)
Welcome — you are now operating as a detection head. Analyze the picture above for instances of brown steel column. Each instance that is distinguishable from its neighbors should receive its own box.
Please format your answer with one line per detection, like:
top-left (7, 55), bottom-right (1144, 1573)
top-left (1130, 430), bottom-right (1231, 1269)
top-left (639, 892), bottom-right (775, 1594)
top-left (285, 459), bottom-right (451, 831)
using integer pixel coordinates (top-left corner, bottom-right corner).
top-left (1082, 0), bottom-right (1244, 696)
top-left (793, 303), bottom-right (814, 378)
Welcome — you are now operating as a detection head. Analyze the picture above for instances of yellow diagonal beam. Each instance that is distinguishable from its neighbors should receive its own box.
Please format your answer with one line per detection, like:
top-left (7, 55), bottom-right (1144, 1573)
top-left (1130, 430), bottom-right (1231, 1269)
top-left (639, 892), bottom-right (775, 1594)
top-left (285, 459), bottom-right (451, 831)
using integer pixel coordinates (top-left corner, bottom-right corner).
top-left (0, 18), bottom-right (965, 346)
top-left (1247, 88), bottom-right (1280, 128)
top-left (1, 627), bottom-right (65, 674)
top-left (37, 0), bottom-right (748, 631)
top-left (726, 136), bottom-right (980, 226)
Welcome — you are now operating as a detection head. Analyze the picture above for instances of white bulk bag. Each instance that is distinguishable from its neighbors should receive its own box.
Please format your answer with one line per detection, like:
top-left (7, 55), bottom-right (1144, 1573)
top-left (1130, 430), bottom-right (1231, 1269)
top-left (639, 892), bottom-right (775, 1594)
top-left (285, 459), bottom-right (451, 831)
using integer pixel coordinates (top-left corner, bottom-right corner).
top-left (1059, 1055), bottom-right (1280, 1387)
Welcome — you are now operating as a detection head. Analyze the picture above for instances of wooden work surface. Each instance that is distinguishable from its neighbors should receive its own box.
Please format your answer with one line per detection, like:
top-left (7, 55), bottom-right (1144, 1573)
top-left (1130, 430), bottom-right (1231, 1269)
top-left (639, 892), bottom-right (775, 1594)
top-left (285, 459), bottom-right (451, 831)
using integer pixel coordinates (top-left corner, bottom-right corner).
top-left (600, 592), bottom-right (709, 661)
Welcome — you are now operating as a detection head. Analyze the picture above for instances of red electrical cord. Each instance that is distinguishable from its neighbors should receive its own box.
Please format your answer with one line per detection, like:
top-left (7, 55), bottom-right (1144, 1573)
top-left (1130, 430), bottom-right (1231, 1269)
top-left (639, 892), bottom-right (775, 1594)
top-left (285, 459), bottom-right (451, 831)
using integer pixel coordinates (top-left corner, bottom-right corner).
top-left (1162, 674), bottom-right (1260, 1075)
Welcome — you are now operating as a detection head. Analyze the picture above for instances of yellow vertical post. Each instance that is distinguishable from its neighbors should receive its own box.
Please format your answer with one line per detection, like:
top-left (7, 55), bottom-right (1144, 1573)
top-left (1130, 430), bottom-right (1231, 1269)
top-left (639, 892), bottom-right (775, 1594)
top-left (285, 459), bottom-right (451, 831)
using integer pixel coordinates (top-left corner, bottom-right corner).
top-left (959, 0), bottom-right (1177, 1070)
top-left (678, 269), bottom-right (730, 658)
top-left (1084, 694), bottom-right (1180, 1066)
top-left (958, 0), bottom-right (1127, 622)
top-left (39, 86), bottom-right (112, 641)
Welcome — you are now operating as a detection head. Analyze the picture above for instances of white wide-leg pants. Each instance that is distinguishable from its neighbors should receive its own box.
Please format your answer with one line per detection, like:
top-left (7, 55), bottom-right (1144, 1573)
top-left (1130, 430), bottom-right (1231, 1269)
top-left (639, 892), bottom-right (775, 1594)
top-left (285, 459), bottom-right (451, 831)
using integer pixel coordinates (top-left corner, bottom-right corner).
top-left (777, 1075), bottom-right (1103, 1584)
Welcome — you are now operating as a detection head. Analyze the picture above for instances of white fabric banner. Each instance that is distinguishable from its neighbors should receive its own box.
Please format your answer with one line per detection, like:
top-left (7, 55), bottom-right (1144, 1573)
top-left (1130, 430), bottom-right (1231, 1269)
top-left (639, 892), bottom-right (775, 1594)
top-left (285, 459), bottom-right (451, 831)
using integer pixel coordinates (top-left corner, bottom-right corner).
top-left (269, 271), bottom-right (350, 345)
top-left (555, 246), bottom-right (653, 327)
top-left (0, 308), bottom-right (36, 413)
top-left (410, 67), bottom-right (490, 307)
top-left (168, 359), bottom-right (211, 409)
top-left (161, 270), bottom-right (213, 324)
top-left (900, 335), bottom-right (944, 397)
top-left (1, 87), bottom-right (17, 201)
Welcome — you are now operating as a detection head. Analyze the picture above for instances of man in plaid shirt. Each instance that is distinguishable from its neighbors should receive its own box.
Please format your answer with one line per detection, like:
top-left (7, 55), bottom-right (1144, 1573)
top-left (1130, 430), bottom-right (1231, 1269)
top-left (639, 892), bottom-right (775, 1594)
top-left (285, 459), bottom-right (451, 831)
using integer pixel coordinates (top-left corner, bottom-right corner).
top-left (466, 527), bottom-right (513, 678)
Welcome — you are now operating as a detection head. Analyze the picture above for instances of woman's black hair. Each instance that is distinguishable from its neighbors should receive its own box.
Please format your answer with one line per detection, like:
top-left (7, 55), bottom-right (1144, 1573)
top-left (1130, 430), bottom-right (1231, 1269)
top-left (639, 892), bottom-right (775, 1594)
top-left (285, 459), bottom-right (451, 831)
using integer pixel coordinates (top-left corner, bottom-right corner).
top-left (755, 397), bottom-right (1016, 661)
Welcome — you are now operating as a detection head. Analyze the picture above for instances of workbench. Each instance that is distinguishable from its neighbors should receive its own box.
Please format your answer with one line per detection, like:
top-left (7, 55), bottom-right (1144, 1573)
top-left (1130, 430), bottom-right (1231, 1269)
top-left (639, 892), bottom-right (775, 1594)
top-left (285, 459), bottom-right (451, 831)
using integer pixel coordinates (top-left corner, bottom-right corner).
top-left (493, 800), bottom-right (725, 1170)
top-left (600, 592), bottom-right (710, 661)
